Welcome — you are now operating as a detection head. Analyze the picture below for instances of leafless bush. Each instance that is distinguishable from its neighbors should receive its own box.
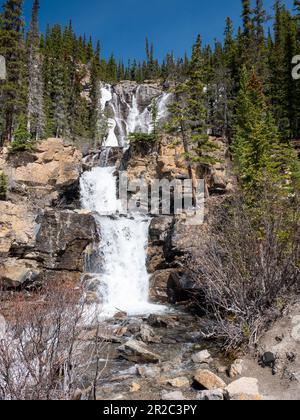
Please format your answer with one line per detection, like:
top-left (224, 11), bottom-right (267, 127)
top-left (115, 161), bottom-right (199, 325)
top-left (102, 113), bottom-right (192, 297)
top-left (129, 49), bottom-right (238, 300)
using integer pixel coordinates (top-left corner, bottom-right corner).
top-left (190, 194), bottom-right (300, 351)
top-left (0, 281), bottom-right (107, 400)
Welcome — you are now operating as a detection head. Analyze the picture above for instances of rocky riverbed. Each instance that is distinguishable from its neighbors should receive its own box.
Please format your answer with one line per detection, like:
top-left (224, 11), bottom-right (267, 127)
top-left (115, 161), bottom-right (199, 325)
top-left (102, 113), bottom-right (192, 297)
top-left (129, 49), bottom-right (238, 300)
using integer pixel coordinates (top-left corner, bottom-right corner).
top-left (1, 135), bottom-right (300, 400)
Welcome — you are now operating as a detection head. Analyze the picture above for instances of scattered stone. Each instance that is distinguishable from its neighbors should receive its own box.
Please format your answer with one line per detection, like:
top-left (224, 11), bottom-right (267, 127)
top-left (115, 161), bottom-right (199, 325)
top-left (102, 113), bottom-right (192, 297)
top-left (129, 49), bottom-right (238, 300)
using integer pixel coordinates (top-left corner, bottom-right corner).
top-left (118, 340), bottom-right (160, 363)
top-left (197, 389), bottom-right (225, 401)
top-left (286, 352), bottom-right (297, 363)
top-left (147, 314), bottom-right (170, 328)
top-left (137, 365), bottom-right (161, 379)
top-left (192, 350), bottom-right (212, 364)
top-left (161, 391), bottom-right (186, 401)
top-left (167, 377), bottom-right (190, 388)
top-left (194, 369), bottom-right (226, 390)
top-left (215, 364), bottom-right (228, 374)
top-left (261, 352), bottom-right (276, 369)
top-left (130, 382), bottom-right (141, 393)
top-left (229, 359), bottom-right (243, 378)
top-left (137, 365), bottom-right (159, 378)
top-left (138, 323), bottom-right (161, 344)
top-left (226, 378), bottom-right (260, 400)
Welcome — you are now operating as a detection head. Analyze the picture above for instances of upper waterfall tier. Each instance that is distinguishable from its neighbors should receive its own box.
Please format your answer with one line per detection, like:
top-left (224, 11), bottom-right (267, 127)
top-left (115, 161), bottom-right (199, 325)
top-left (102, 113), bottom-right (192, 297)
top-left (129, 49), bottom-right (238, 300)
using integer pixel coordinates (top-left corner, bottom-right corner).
top-left (100, 81), bottom-right (171, 148)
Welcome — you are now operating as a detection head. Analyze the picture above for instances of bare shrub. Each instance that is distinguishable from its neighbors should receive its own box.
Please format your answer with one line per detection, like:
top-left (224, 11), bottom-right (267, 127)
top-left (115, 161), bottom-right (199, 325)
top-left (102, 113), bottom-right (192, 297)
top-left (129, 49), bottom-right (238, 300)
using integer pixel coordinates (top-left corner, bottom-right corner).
top-left (190, 194), bottom-right (300, 351)
top-left (0, 281), bottom-right (107, 400)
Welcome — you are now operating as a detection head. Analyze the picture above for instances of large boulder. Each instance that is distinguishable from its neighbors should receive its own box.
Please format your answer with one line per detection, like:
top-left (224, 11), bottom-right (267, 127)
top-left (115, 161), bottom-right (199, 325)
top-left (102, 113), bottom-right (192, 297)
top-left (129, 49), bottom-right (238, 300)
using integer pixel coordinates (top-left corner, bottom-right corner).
top-left (118, 339), bottom-right (161, 363)
top-left (0, 201), bottom-right (36, 257)
top-left (6, 138), bottom-right (82, 205)
top-left (226, 378), bottom-right (261, 401)
top-left (0, 258), bottom-right (40, 288)
top-left (194, 370), bottom-right (226, 390)
top-left (32, 209), bottom-right (98, 271)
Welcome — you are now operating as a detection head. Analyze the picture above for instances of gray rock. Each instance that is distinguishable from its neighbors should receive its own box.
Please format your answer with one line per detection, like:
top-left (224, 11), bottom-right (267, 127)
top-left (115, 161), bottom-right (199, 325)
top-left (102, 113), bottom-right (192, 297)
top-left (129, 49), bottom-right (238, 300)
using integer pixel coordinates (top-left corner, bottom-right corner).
top-left (138, 324), bottom-right (161, 344)
top-left (197, 389), bottom-right (225, 401)
top-left (167, 377), bottom-right (190, 388)
top-left (192, 350), bottom-right (212, 364)
top-left (161, 391), bottom-right (186, 401)
top-left (226, 377), bottom-right (260, 400)
top-left (118, 339), bottom-right (160, 363)
top-left (137, 365), bottom-right (161, 379)
top-left (229, 359), bottom-right (243, 378)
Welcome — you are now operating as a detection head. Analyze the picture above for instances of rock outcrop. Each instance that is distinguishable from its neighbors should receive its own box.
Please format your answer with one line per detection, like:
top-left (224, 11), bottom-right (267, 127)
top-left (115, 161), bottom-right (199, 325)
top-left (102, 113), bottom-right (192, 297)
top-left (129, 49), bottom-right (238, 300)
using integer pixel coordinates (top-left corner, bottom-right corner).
top-left (1, 138), bottom-right (82, 206)
top-left (0, 138), bottom-right (98, 289)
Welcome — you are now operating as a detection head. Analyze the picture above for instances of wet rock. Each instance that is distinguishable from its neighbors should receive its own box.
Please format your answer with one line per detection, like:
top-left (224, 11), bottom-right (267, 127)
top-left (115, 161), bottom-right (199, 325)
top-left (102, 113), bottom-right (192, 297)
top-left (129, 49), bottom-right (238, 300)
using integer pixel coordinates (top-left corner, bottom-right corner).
top-left (167, 377), bottom-right (190, 388)
top-left (149, 270), bottom-right (175, 303)
top-left (84, 292), bottom-right (101, 305)
top-left (197, 389), bottom-right (225, 401)
top-left (229, 359), bottom-right (243, 378)
top-left (147, 314), bottom-right (174, 328)
top-left (161, 391), bottom-right (186, 401)
top-left (137, 365), bottom-right (161, 379)
top-left (192, 350), bottom-right (212, 364)
top-left (148, 216), bottom-right (174, 245)
top-left (137, 324), bottom-right (161, 344)
top-left (34, 210), bottom-right (98, 271)
top-left (118, 339), bottom-right (160, 363)
top-left (194, 369), bottom-right (226, 390)
top-left (226, 378), bottom-right (260, 400)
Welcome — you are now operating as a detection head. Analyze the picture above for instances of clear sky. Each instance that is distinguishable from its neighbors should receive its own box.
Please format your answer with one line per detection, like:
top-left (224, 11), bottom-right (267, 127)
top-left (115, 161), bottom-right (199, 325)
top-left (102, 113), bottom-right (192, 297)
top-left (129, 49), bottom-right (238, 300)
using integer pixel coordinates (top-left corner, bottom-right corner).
top-left (22, 0), bottom-right (294, 62)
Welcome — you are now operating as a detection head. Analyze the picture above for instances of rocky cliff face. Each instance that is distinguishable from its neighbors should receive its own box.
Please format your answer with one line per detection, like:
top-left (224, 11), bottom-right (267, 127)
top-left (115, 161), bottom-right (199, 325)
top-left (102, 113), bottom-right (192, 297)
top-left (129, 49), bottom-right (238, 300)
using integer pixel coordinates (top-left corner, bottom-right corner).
top-left (119, 134), bottom-right (235, 306)
top-left (0, 139), bottom-right (98, 289)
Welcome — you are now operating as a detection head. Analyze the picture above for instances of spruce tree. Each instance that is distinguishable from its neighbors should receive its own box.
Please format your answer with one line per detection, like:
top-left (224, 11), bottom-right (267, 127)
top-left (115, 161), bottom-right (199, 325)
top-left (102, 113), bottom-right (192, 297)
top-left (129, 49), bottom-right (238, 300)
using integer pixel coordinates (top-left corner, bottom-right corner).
top-left (233, 66), bottom-right (298, 196)
top-left (0, 0), bottom-right (26, 144)
top-left (187, 35), bottom-right (218, 168)
top-left (0, 170), bottom-right (7, 200)
top-left (27, 0), bottom-right (45, 140)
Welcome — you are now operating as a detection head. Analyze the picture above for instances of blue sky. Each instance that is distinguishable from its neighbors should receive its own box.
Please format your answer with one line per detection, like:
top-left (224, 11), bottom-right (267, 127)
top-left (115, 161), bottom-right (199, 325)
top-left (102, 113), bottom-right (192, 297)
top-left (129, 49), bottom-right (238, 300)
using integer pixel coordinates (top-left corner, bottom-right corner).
top-left (22, 0), bottom-right (294, 62)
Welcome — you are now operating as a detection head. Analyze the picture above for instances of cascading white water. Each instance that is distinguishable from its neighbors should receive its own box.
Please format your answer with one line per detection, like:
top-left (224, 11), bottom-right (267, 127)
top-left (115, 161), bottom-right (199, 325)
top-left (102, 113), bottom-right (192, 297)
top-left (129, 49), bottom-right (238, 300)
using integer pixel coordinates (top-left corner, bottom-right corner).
top-left (100, 83), bottom-right (171, 147)
top-left (81, 82), bottom-right (171, 317)
top-left (80, 166), bottom-right (165, 318)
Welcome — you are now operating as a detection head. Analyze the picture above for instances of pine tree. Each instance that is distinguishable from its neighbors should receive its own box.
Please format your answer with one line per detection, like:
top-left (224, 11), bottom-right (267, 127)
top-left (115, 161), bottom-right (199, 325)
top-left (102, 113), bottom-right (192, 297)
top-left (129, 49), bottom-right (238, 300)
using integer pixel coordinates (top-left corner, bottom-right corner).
top-left (27, 0), bottom-right (45, 140)
top-left (0, 0), bottom-right (26, 144)
top-left (232, 66), bottom-right (298, 196)
top-left (10, 113), bottom-right (31, 152)
top-left (187, 35), bottom-right (218, 168)
top-left (242, 0), bottom-right (253, 40)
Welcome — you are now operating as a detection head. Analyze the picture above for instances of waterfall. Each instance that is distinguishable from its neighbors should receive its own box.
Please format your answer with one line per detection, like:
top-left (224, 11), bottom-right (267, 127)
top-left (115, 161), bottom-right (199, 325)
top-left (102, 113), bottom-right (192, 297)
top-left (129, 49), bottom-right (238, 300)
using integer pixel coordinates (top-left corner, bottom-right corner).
top-left (80, 81), bottom-right (171, 317)
top-left (80, 166), bottom-right (165, 318)
top-left (100, 82), bottom-right (171, 147)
